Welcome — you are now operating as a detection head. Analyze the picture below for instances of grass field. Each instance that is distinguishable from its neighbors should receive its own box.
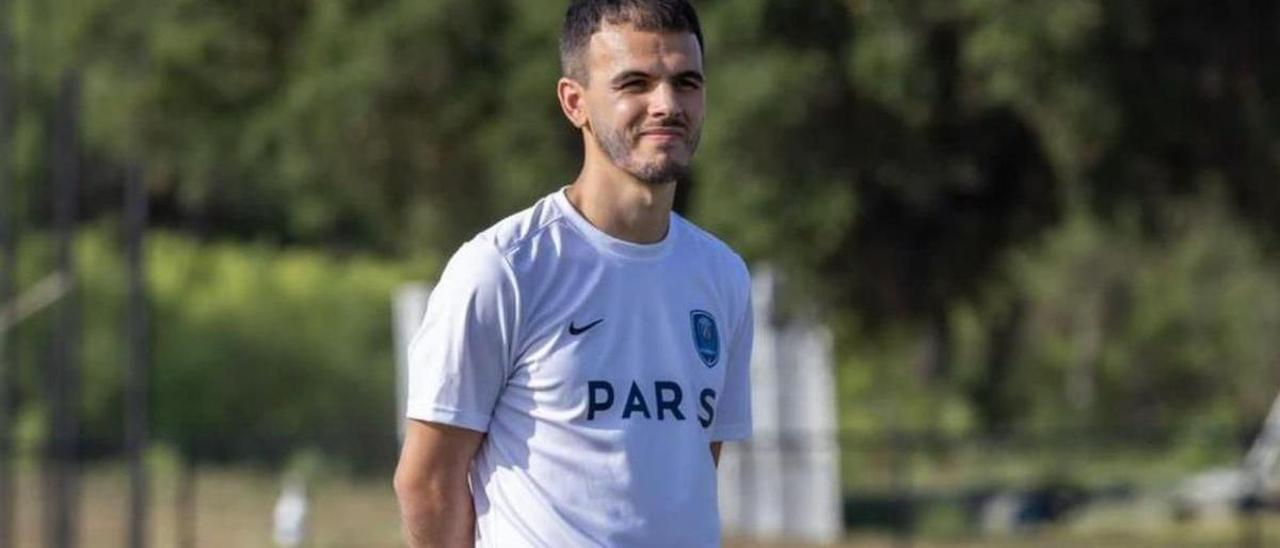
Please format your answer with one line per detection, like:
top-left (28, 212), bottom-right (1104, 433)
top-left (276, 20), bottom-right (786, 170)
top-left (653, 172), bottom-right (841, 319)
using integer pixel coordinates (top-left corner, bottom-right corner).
top-left (15, 458), bottom-right (403, 548)
top-left (12, 458), bottom-right (1280, 547)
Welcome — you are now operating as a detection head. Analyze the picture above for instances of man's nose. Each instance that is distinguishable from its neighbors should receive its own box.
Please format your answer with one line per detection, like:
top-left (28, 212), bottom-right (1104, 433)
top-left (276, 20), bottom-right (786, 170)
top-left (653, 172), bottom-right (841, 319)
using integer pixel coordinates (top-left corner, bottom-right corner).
top-left (648, 83), bottom-right (682, 119)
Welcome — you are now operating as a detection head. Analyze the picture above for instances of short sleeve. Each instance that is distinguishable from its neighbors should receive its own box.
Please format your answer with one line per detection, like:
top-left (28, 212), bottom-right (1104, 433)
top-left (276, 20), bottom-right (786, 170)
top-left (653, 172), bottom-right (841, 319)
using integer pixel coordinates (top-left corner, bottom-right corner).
top-left (710, 261), bottom-right (753, 441)
top-left (405, 239), bottom-right (520, 433)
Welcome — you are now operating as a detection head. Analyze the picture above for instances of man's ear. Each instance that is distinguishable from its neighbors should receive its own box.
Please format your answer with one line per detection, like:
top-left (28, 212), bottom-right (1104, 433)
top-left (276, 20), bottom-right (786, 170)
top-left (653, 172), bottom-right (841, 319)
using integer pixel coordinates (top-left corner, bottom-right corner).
top-left (557, 77), bottom-right (589, 129)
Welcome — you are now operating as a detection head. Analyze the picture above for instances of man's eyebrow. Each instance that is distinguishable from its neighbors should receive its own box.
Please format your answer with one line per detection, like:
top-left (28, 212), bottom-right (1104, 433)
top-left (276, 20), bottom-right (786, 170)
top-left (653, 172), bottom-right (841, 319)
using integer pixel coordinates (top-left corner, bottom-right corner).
top-left (610, 70), bottom-right (652, 85)
top-left (675, 70), bottom-right (704, 81)
top-left (609, 70), bottom-right (705, 85)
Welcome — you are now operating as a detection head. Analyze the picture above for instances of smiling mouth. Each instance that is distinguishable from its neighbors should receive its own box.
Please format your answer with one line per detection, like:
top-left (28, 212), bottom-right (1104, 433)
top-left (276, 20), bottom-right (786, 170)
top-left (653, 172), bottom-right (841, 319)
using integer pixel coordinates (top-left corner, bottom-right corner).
top-left (639, 130), bottom-right (685, 142)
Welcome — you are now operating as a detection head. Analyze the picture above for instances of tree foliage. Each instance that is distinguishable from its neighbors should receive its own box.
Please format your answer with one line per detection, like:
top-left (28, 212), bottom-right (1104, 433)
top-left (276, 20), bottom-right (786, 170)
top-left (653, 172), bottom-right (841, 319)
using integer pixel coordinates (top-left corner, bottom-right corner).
top-left (4, 0), bottom-right (1280, 460)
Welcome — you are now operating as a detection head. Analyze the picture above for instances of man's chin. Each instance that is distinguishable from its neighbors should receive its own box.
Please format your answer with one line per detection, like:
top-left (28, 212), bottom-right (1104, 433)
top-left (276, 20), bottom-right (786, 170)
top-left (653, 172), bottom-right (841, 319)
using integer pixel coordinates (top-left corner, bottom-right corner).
top-left (629, 162), bottom-right (689, 185)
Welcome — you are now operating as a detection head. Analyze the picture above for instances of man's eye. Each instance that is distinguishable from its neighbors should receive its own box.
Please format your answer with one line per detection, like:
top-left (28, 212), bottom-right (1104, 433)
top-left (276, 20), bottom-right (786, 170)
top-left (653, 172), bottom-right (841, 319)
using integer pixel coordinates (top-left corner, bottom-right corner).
top-left (621, 80), bottom-right (645, 90)
top-left (678, 80), bottom-right (702, 90)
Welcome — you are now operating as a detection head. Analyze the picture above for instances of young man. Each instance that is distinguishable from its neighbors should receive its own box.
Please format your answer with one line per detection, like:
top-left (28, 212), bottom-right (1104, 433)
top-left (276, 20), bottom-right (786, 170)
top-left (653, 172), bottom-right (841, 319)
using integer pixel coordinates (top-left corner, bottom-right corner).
top-left (393, 1), bottom-right (753, 546)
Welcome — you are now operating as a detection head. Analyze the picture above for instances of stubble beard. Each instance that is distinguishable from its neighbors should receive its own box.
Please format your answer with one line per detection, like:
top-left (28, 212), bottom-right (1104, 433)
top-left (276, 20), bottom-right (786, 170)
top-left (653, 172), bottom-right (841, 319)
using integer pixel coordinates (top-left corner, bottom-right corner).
top-left (595, 123), bottom-right (699, 185)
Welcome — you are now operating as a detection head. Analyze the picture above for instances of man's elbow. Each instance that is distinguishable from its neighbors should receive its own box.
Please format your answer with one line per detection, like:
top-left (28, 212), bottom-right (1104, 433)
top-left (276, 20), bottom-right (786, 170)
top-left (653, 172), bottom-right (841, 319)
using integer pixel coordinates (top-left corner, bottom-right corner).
top-left (394, 465), bottom-right (475, 547)
top-left (395, 465), bottom-right (465, 515)
top-left (394, 465), bottom-right (439, 509)
top-left (393, 460), bottom-right (415, 498)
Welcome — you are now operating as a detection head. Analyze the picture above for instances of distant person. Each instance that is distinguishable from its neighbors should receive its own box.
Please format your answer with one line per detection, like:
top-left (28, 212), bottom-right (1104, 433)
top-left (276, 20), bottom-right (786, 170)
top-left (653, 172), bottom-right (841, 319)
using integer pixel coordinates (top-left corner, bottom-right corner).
top-left (393, 0), bottom-right (753, 546)
top-left (272, 475), bottom-right (308, 547)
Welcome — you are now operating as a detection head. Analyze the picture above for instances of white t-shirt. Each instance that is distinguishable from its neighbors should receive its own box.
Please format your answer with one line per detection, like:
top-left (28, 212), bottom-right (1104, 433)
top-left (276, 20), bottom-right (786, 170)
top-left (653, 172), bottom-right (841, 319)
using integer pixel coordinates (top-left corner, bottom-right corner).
top-left (406, 188), bottom-right (753, 548)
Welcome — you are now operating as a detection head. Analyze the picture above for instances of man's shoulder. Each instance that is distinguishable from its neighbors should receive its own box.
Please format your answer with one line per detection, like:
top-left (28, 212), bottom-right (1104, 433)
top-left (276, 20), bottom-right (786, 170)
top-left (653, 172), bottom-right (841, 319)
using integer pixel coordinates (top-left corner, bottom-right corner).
top-left (436, 192), bottom-right (567, 288)
top-left (472, 192), bottom-right (567, 258)
top-left (670, 213), bottom-right (747, 290)
top-left (674, 214), bottom-right (749, 277)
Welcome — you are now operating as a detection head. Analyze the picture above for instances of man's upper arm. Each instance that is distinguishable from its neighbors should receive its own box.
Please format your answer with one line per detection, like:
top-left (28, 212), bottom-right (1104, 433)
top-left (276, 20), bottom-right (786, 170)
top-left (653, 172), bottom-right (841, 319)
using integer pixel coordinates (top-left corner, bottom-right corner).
top-left (397, 419), bottom-right (486, 486)
top-left (709, 259), bottom-right (753, 441)
top-left (395, 420), bottom-right (485, 548)
top-left (405, 239), bottom-right (520, 433)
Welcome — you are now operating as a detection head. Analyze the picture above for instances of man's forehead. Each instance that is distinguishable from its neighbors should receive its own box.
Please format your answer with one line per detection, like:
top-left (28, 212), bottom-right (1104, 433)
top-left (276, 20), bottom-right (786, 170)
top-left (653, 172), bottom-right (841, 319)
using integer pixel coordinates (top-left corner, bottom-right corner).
top-left (586, 22), bottom-right (702, 74)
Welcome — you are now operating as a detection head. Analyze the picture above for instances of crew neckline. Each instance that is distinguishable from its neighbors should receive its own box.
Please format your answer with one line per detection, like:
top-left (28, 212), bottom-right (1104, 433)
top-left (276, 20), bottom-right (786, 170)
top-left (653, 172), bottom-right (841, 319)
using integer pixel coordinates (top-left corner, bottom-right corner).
top-left (552, 187), bottom-right (677, 261)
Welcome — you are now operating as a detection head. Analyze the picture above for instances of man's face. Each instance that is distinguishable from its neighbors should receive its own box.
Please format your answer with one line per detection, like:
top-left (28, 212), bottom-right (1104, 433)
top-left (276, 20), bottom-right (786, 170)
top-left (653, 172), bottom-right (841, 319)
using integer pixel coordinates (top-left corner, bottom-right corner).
top-left (579, 23), bottom-right (705, 185)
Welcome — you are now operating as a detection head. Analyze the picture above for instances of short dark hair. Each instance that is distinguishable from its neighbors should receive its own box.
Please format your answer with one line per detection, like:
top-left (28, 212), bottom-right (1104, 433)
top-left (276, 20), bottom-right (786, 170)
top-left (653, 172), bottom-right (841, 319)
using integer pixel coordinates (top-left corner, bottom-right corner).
top-left (560, 0), bottom-right (704, 83)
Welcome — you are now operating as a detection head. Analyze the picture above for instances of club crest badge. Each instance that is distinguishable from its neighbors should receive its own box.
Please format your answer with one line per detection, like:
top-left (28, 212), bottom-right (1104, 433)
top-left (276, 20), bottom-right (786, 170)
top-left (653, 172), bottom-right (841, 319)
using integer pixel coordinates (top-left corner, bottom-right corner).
top-left (690, 310), bottom-right (720, 368)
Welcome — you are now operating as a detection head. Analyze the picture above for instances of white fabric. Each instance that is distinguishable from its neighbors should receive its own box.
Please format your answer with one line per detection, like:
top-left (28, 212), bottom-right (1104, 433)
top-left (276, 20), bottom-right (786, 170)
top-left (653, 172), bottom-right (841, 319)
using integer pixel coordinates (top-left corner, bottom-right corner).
top-left (406, 188), bottom-right (753, 547)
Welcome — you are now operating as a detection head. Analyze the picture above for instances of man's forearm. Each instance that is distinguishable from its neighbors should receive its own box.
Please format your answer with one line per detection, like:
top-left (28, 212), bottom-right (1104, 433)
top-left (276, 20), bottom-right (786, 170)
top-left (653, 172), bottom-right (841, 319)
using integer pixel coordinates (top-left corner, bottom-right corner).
top-left (397, 481), bottom-right (476, 548)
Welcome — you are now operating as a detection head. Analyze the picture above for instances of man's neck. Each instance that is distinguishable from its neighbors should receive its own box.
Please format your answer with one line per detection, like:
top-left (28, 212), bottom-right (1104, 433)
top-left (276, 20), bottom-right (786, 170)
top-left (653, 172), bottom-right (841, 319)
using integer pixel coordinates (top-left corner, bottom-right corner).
top-left (566, 159), bottom-right (676, 245)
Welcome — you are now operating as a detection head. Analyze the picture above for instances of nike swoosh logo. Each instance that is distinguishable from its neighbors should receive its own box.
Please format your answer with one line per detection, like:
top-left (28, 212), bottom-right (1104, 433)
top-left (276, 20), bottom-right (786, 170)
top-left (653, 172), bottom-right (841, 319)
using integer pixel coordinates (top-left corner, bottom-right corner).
top-left (568, 319), bottom-right (604, 336)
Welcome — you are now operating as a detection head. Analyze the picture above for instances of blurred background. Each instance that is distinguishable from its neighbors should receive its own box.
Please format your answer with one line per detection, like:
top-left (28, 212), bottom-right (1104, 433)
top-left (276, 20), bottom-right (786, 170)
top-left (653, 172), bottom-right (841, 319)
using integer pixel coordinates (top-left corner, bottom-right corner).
top-left (3, 0), bottom-right (1280, 546)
